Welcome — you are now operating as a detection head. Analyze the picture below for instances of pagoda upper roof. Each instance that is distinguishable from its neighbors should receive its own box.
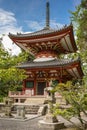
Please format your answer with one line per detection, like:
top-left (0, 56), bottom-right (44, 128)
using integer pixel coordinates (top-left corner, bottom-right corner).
top-left (9, 25), bottom-right (78, 55)
top-left (9, 24), bottom-right (75, 38)
top-left (17, 58), bottom-right (83, 79)
top-left (9, 27), bottom-right (55, 38)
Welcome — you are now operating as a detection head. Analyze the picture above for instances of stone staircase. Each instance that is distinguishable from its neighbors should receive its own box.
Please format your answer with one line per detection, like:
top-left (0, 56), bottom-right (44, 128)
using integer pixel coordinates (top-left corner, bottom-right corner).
top-left (24, 96), bottom-right (46, 114)
top-left (12, 104), bottom-right (40, 114)
top-left (25, 104), bottom-right (40, 114)
top-left (12, 96), bottom-right (66, 114)
top-left (24, 96), bottom-right (46, 105)
top-left (12, 96), bottom-right (47, 114)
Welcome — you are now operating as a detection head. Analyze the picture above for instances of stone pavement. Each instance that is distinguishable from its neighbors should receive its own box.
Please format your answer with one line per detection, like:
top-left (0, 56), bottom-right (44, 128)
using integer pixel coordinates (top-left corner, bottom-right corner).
top-left (0, 115), bottom-right (42, 130)
top-left (0, 114), bottom-right (86, 130)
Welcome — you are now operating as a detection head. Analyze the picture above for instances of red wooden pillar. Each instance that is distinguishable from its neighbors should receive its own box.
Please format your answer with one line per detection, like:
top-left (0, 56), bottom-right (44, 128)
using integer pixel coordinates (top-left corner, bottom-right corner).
top-left (34, 77), bottom-right (37, 95)
top-left (22, 80), bottom-right (26, 94)
top-left (59, 79), bottom-right (62, 83)
top-left (47, 80), bottom-right (49, 87)
top-left (59, 68), bottom-right (63, 83)
top-left (22, 80), bottom-right (26, 91)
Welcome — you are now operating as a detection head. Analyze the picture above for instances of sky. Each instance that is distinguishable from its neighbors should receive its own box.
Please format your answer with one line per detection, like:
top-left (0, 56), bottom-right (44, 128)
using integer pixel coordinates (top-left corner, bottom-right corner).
top-left (0, 0), bottom-right (81, 55)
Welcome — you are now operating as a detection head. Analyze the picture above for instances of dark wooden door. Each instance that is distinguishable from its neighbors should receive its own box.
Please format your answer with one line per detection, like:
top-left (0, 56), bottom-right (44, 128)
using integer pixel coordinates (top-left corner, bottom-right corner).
top-left (37, 82), bottom-right (46, 95)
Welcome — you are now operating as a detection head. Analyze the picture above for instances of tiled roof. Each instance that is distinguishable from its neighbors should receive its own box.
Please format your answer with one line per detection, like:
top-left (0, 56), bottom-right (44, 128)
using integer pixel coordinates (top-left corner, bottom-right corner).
top-left (9, 25), bottom-right (72, 38)
top-left (17, 58), bottom-right (80, 69)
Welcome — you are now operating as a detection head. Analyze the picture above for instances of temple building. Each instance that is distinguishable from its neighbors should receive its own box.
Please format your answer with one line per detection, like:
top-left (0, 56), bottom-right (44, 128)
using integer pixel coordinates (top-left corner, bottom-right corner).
top-left (8, 2), bottom-right (83, 102)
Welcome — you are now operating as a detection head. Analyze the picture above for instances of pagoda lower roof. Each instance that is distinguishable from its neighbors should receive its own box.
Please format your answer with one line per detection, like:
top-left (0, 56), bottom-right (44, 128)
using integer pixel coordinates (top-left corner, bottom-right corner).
top-left (17, 58), bottom-right (83, 79)
top-left (17, 58), bottom-right (80, 68)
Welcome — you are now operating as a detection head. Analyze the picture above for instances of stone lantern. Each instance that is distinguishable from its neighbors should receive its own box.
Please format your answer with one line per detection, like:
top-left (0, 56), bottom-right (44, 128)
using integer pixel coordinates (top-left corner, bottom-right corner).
top-left (38, 80), bottom-right (65, 130)
top-left (4, 98), bottom-right (13, 117)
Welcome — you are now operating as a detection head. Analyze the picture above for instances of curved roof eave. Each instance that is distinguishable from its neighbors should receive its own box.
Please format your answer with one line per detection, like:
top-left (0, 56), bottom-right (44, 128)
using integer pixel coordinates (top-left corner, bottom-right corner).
top-left (16, 58), bottom-right (81, 69)
top-left (17, 58), bottom-right (83, 79)
top-left (8, 24), bottom-right (73, 39)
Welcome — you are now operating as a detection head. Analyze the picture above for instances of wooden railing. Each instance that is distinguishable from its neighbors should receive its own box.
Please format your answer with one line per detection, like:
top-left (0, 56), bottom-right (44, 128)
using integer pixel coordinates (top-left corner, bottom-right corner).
top-left (8, 91), bottom-right (62, 99)
top-left (8, 91), bottom-right (32, 98)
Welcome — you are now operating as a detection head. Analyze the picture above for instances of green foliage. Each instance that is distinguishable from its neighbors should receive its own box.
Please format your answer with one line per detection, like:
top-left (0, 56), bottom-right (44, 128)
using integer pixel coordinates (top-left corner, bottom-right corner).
top-left (0, 39), bottom-right (28, 100)
top-left (57, 4), bottom-right (87, 128)
top-left (53, 80), bottom-right (87, 129)
top-left (70, 0), bottom-right (87, 77)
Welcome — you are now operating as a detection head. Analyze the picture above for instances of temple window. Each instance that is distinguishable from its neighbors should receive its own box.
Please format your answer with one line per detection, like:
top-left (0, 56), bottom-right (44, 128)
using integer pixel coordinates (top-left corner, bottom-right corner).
top-left (26, 81), bottom-right (34, 88)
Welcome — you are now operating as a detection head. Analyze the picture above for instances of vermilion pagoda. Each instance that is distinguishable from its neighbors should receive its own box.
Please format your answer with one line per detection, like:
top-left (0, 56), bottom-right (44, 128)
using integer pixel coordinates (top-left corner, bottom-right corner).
top-left (8, 2), bottom-right (83, 102)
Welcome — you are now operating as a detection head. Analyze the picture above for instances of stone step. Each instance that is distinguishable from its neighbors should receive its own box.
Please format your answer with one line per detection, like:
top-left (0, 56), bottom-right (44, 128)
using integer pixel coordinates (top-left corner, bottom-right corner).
top-left (24, 97), bottom-right (46, 105)
top-left (12, 104), bottom-right (40, 114)
top-left (25, 105), bottom-right (40, 114)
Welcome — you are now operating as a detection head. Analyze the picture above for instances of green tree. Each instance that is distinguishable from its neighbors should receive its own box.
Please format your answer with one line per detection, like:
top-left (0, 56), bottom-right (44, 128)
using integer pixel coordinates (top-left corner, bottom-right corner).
top-left (0, 39), bottom-right (28, 101)
top-left (70, 0), bottom-right (87, 76)
top-left (52, 2), bottom-right (87, 128)
top-left (53, 81), bottom-right (87, 130)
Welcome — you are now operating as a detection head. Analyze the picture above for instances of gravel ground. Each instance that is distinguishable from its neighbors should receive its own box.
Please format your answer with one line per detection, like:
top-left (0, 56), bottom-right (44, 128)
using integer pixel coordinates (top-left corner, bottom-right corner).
top-left (0, 115), bottom-right (43, 130)
top-left (0, 115), bottom-right (86, 130)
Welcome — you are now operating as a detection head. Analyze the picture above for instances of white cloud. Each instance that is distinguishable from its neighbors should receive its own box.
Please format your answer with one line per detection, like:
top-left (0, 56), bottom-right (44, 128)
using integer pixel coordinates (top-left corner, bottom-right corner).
top-left (0, 25), bottom-right (22, 35)
top-left (73, 0), bottom-right (81, 7)
top-left (0, 9), bottom-right (16, 26)
top-left (2, 35), bottom-right (21, 56)
top-left (0, 9), bottom-right (22, 34)
top-left (26, 20), bottom-right (43, 31)
top-left (0, 8), bottom-right (22, 55)
top-left (50, 20), bottom-right (64, 29)
top-left (0, 8), bottom-right (64, 55)
top-left (26, 19), bottom-right (64, 31)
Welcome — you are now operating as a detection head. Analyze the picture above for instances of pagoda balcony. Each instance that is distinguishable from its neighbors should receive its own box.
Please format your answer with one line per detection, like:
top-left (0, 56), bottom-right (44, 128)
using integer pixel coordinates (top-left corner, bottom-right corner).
top-left (8, 90), bottom-right (48, 103)
top-left (8, 90), bottom-right (63, 104)
top-left (8, 90), bottom-right (48, 98)
top-left (8, 91), bottom-right (33, 98)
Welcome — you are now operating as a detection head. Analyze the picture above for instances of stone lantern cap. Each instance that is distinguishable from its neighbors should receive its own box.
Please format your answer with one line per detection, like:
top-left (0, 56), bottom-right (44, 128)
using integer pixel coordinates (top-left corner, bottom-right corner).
top-left (44, 87), bottom-right (53, 93)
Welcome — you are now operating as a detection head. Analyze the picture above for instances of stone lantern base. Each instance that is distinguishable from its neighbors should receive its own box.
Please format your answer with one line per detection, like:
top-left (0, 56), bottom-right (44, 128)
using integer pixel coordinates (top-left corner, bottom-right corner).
top-left (4, 98), bottom-right (13, 118)
top-left (44, 113), bottom-right (58, 123)
top-left (15, 106), bottom-right (26, 119)
top-left (38, 120), bottom-right (65, 130)
top-left (39, 113), bottom-right (65, 130)
top-left (4, 105), bottom-right (13, 118)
